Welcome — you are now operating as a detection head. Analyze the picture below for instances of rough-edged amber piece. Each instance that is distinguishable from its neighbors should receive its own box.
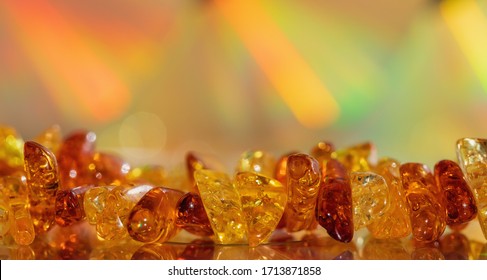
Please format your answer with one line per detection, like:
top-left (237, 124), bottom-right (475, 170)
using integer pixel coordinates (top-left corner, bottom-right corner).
top-left (310, 141), bottom-right (335, 166)
top-left (332, 142), bottom-right (377, 172)
top-left (97, 185), bottom-right (153, 240)
top-left (236, 150), bottom-right (276, 178)
top-left (84, 186), bottom-right (114, 225)
top-left (9, 196), bottom-right (35, 245)
top-left (176, 192), bottom-right (213, 236)
top-left (234, 172), bottom-right (287, 247)
top-left (57, 131), bottom-right (96, 189)
top-left (284, 153), bottom-right (321, 232)
top-left (127, 187), bottom-right (184, 243)
top-left (350, 172), bottom-right (389, 230)
top-left (34, 125), bottom-right (62, 154)
top-left (456, 138), bottom-right (487, 239)
top-left (400, 163), bottom-right (446, 242)
top-left (194, 169), bottom-right (247, 244)
top-left (127, 165), bottom-right (166, 186)
top-left (315, 159), bottom-right (354, 242)
top-left (55, 185), bottom-right (92, 226)
top-left (0, 126), bottom-right (24, 173)
top-left (434, 159), bottom-right (477, 225)
top-left (368, 158), bottom-right (411, 239)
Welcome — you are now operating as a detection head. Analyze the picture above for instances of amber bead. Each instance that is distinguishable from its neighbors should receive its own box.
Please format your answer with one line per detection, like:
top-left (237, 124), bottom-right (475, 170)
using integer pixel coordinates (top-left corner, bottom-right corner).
top-left (400, 163), bottom-right (446, 242)
top-left (84, 186), bottom-right (114, 225)
top-left (235, 172), bottom-right (287, 247)
top-left (285, 153), bottom-right (321, 232)
top-left (434, 159), bottom-right (477, 225)
top-left (310, 141), bottom-right (335, 166)
top-left (194, 169), bottom-right (247, 244)
top-left (315, 159), bottom-right (354, 243)
top-left (350, 172), bottom-right (389, 230)
top-left (456, 138), bottom-right (487, 239)
top-left (0, 196), bottom-right (10, 237)
top-left (367, 158), bottom-right (410, 239)
top-left (127, 187), bottom-right (184, 243)
top-left (34, 125), bottom-right (62, 155)
top-left (176, 192), bottom-right (213, 236)
top-left (236, 150), bottom-right (276, 178)
top-left (55, 185), bottom-right (92, 226)
top-left (332, 142), bottom-right (377, 172)
top-left (127, 165), bottom-right (166, 186)
top-left (87, 152), bottom-right (130, 186)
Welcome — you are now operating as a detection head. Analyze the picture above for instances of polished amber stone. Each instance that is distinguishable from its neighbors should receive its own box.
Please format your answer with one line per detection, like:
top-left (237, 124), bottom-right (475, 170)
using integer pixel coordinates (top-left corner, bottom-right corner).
top-left (368, 158), bottom-right (411, 239)
top-left (350, 171), bottom-right (389, 230)
top-left (434, 159), bottom-right (477, 225)
top-left (400, 163), bottom-right (446, 242)
top-left (127, 187), bottom-right (184, 243)
top-left (236, 150), bottom-right (276, 178)
top-left (332, 142), bottom-right (377, 172)
top-left (456, 138), bottom-right (487, 239)
top-left (315, 159), bottom-right (354, 242)
top-left (176, 192), bottom-right (213, 236)
top-left (234, 172), bottom-right (287, 247)
top-left (285, 153), bottom-right (321, 232)
top-left (55, 185), bottom-right (92, 226)
top-left (310, 141), bottom-right (335, 166)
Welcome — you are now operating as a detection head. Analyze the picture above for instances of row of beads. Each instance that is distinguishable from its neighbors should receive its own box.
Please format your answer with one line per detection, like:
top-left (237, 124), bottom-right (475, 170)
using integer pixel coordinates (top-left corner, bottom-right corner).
top-left (0, 125), bottom-right (486, 247)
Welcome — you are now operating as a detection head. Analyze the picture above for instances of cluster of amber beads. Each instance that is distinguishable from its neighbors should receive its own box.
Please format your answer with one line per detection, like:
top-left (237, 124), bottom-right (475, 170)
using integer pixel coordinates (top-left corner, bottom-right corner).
top-left (1, 124), bottom-right (487, 253)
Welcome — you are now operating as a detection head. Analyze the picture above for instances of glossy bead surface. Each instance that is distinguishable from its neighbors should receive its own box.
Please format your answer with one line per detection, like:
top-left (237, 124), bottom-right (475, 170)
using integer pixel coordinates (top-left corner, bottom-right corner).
top-left (434, 159), bottom-right (477, 225)
top-left (285, 153), bottom-right (321, 232)
top-left (315, 159), bottom-right (354, 242)
top-left (55, 185), bottom-right (92, 226)
top-left (176, 192), bottom-right (213, 236)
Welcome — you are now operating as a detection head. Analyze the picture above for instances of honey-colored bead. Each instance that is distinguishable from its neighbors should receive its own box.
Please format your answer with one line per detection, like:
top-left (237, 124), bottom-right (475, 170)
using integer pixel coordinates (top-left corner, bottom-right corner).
top-left (127, 187), bottom-right (184, 243)
top-left (310, 141), bottom-right (335, 166)
top-left (57, 131), bottom-right (96, 189)
top-left (176, 192), bottom-right (213, 236)
top-left (368, 158), bottom-right (411, 239)
top-left (350, 172), bottom-right (389, 230)
top-left (234, 172), bottom-right (287, 247)
top-left (0, 197), bottom-right (10, 237)
top-left (84, 186), bottom-right (114, 225)
top-left (97, 185), bottom-right (153, 240)
top-left (332, 142), bottom-right (377, 172)
top-left (315, 159), bottom-right (354, 243)
top-left (127, 165), bottom-right (166, 186)
top-left (285, 153), bottom-right (321, 232)
top-left (236, 150), bottom-right (276, 178)
top-left (9, 196), bottom-right (35, 245)
top-left (194, 169), bottom-right (247, 244)
top-left (434, 159), bottom-right (477, 225)
top-left (456, 138), bottom-right (487, 239)
top-left (55, 185), bottom-right (92, 226)
top-left (400, 163), bottom-right (446, 242)
top-left (0, 126), bottom-right (24, 175)
top-left (34, 125), bottom-right (62, 155)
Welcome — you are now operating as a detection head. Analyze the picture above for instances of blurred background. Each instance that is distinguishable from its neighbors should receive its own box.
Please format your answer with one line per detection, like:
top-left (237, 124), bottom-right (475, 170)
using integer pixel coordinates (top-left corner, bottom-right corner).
top-left (1, 0), bottom-right (487, 169)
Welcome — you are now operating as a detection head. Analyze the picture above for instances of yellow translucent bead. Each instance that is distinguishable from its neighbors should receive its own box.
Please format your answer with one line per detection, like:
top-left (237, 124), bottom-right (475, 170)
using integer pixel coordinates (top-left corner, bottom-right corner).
top-left (34, 125), bottom-right (62, 155)
top-left (367, 158), bottom-right (411, 239)
top-left (84, 186), bottom-right (114, 225)
top-left (350, 172), bottom-right (389, 230)
top-left (0, 196), bottom-right (11, 237)
top-left (0, 126), bottom-right (24, 170)
top-left (194, 169), bottom-right (247, 244)
top-left (234, 172), bottom-right (287, 247)
top-left (456, 138), bottom-right (487, 239)
top-left (9, 197), bottom-right (35, 245)
top-left (236, 150), bottom-right (276, 178)
top-left (332, 142), bottom-right (377, 172)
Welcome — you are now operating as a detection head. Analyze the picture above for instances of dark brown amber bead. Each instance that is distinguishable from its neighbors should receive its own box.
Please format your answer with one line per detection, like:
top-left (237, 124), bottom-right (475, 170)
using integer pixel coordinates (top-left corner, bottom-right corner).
top-left (57, 131), bottom-right (96, 189)
top-left (400, 163), bottom-right (446, 242)
top-left (176, 192), bottom-right (213, 236)
top-left (434, 159), bottom-right (477, 225)
top-left (55, 185), bottom-right (92, 226)
top-left (315, 159), bottom-right (354, 242)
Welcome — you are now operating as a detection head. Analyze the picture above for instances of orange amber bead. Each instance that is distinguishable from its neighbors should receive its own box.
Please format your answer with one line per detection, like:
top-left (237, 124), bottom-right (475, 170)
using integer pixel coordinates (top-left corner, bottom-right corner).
top-left (285, 153), bottom-right (321, 232)
top-left (176, 192), bottom-right (213, 236)
top-left (127, 187), bottom-right (184, 243)
top-left (55, 185), bottom-right (92, 226)
top-left (400, 163), bottom-right (446, 242)
top-left (315, 159), bottom-right (354, 242)
top-left (434, 159), bottom-right (477, 225)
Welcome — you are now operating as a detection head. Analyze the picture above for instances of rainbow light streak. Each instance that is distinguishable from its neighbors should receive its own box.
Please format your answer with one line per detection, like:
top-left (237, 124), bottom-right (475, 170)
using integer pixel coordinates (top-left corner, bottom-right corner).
top-left (213, 0), bottom-right (340, 128)
top-left (441, 0), bottom-right (487, 93)
top-left (1, 1), bottom-right (131, 123)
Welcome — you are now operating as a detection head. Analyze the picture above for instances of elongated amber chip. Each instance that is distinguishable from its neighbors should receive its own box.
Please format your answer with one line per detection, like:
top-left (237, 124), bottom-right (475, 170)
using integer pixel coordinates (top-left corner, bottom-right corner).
top-left (176, 192), bottom-right (213, 236)
top-left (235, 172), bottom-right (287, 247)
top-left (127, 187), bottom-right (184, 243)
top-left (315, 159), bottom-right (354, 242)
top-left (285, 153), bottom-right (321, 232)
top-left (400, 163), bottom-right (446, 242)
top-left (434, 159), bottom-right (477, 225)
